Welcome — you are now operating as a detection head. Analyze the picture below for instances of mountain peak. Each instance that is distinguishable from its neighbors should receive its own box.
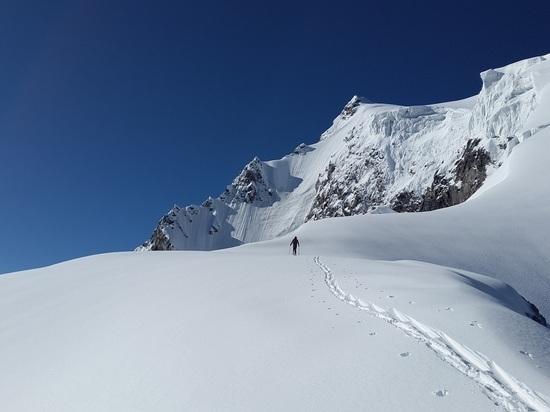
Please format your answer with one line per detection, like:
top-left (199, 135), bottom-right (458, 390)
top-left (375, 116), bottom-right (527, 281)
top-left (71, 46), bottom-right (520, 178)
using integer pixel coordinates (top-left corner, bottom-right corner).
top-left (219, 157), bottom-right (276, 206)
top-left (340, 95), bottom-right (370, 119)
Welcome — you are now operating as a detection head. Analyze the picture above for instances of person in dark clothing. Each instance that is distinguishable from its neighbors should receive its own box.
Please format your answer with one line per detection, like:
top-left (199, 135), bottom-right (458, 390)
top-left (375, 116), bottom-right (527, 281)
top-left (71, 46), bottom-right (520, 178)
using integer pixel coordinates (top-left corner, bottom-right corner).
top-left (290, 236), bottom-right (300, 255)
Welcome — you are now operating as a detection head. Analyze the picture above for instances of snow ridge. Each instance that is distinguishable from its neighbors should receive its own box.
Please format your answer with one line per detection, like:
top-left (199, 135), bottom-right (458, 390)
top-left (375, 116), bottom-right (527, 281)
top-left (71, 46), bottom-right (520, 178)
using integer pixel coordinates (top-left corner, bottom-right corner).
top-left (314, 257), bottom-right (550, 412)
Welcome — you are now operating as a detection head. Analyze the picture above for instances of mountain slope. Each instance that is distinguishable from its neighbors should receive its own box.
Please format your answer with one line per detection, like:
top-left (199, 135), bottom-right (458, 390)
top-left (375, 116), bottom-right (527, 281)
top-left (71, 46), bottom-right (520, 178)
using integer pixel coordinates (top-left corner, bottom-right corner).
top-left (139, 54), bottom-right (550, 252)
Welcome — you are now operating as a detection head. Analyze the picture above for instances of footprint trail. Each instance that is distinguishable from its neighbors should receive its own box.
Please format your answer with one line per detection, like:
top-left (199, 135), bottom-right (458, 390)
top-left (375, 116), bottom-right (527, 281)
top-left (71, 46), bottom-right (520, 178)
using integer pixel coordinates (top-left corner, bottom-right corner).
top-left (314, 256), bottom-right (550, 412)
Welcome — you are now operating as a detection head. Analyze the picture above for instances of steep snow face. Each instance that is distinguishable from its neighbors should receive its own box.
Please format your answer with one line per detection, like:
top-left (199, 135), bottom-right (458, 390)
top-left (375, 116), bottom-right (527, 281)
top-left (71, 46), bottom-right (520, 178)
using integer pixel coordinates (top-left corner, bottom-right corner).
top-left (472, 56), bottom-right (546, 142)
top-left (139, 54), bottom-right (550, 251)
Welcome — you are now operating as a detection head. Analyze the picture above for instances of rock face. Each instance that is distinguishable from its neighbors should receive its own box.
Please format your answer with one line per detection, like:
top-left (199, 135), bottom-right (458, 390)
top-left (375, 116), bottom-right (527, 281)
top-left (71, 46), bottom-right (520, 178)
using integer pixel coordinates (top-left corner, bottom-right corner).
top-left (138, 54), bottom-right (550, 252)
top-left (148, 218), bottom-right (174, 250)
top-left (419, 138), bottom-right (492, 211)
top-left (304, 103), bottom-right (503, 220)
top-left (525, 298), bottom-right (548, 327)
top-left (219, 157), bottom-right (277, 206)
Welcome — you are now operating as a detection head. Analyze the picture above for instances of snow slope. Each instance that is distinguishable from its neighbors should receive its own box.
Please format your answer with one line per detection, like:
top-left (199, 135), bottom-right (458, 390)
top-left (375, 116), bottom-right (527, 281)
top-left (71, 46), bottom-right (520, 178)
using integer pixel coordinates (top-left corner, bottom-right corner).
top-left (0, 251), bottom-right (548, 411)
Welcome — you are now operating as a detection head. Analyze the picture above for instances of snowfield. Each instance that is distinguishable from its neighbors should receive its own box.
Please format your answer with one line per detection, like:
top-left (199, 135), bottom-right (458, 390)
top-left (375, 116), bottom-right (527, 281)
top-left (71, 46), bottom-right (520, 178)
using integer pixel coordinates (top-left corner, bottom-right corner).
top-left (1, 54), bottom-right (550, 411)
top-left (0, 251), bottom-right (548, 411)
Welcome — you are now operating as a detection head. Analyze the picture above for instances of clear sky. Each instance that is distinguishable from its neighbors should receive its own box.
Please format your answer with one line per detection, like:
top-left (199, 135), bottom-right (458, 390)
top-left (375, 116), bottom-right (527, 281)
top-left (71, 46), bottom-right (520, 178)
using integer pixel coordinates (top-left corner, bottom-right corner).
top-left (1, 0), bottom-right (549, 274)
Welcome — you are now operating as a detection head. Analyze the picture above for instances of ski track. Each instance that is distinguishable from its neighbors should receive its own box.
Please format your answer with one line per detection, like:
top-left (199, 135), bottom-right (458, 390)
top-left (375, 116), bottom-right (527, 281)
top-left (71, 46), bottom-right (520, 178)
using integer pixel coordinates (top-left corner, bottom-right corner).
top-left (314, 257), bottom-right (550, 412)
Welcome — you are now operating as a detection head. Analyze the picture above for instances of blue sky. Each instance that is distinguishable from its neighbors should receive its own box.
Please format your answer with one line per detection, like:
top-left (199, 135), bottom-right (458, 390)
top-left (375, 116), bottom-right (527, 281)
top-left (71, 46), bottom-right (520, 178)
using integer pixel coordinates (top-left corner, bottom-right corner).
top-left (1, 0), bottom-right (549, 274)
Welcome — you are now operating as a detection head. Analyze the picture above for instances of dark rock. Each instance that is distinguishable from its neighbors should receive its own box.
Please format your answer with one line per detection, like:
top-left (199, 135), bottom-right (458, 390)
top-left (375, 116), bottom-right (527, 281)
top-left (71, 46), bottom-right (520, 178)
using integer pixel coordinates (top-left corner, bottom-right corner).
top-left (147, 221), bottom-right (173, 251)
top-left (420, 139), bottom-right (492, 211)
top-left (390, 190), bottom-right (422, 212)
top-left (220, 157), bottom-right (278, 205)
top-left (340, 96), bottom-right (363, 119)
top-left (524, 298), bottom-right (548, 327)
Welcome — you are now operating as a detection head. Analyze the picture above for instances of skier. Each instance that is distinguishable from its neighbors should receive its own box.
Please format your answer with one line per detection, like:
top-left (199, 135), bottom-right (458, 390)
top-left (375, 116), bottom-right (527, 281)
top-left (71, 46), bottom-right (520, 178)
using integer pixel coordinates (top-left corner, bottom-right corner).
top-left (290, 236), bottom-right (300, 255)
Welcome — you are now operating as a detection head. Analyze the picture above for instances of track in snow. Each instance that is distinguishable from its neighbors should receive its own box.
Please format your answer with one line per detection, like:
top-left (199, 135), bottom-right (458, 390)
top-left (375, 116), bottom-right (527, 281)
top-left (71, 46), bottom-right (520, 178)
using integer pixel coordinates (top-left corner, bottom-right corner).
top-left (314, 257), bottom-right (550, 412)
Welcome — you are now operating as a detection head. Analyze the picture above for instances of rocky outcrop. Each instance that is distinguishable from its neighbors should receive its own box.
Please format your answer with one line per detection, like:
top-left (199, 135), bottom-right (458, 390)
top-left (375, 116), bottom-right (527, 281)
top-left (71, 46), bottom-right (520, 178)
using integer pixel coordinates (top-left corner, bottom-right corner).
top-left (140, 215), bottom-right (175, 251)
top-left (306, 162), bottom-right (367, 221)
top-left (291, 143), bottom-right (314, 155)
top-left (524, 297), bottom-right (548, 327)
top-left (220, 157), bottom-right (277, 206)
top-left (390, 190), bottom-right (422, 213)
top-left (339, 95), bottom-right (365, 119)
top-left (306, 136), bottom-right (495, 218)
top-left (420, 138), bottom-right (492, 211)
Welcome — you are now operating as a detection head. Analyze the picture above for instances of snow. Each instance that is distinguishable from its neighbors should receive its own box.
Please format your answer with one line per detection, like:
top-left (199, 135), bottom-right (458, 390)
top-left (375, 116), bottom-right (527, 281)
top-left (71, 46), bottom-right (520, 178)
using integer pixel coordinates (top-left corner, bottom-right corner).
top-left (0, 246), bottom-right (548, 411)
top-left (1, 243), bottom-right (548, 410)
top-left (1, 54), bottom-right (550, 411)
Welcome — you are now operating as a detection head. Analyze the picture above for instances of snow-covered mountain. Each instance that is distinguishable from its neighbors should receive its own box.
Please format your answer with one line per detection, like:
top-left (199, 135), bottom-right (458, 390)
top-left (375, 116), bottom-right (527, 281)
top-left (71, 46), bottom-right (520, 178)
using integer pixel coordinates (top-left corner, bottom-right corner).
top-left (139, 54), bottom-right (550, 252)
